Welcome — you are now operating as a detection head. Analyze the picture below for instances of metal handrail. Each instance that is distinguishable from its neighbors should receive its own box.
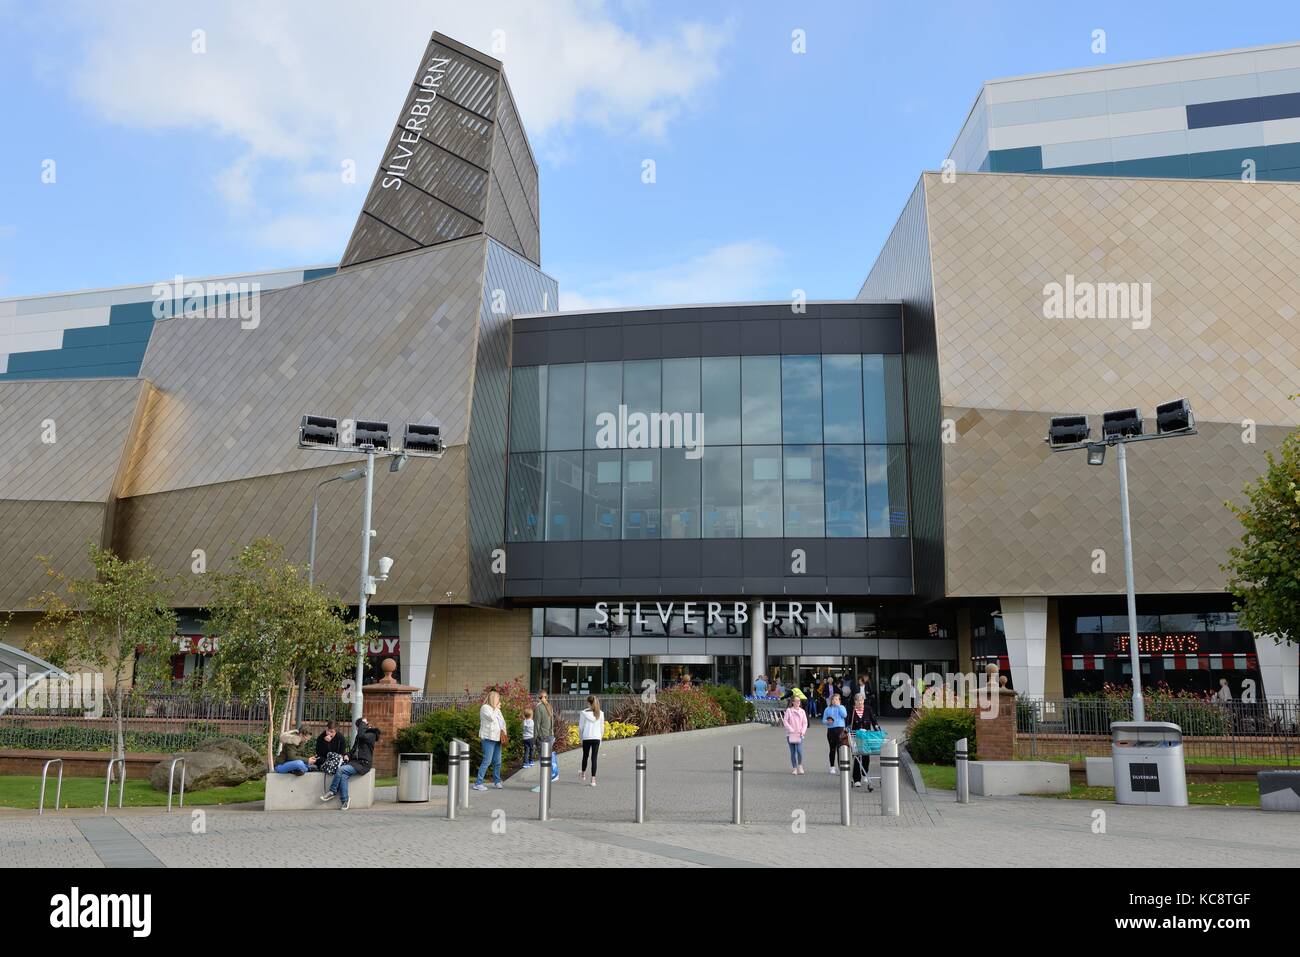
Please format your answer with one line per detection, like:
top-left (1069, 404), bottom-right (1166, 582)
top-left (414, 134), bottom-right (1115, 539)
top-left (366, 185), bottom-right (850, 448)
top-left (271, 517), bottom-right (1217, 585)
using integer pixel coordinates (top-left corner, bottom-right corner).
top-left (39, 758), bottom-right (63, 815)
top-left (166, 757), bottom-right (187, 812)
top-left (103, 756), bottom-right (126, 814)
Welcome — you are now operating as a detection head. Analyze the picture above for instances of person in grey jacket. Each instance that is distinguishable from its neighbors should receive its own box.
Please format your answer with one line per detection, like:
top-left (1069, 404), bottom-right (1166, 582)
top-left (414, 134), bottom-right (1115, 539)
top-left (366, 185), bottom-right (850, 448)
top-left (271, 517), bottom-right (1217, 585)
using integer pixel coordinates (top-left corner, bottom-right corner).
top-left (320, 717), bottom-right (380, 810)
top-left (530, 691), bottom-right (559, 792)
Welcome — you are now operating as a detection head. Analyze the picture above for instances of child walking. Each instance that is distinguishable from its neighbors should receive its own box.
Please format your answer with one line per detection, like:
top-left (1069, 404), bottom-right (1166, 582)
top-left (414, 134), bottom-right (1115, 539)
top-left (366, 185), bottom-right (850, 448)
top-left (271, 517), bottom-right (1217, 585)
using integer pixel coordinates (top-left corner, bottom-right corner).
top-left (522, 707), bottom-right (536, 768)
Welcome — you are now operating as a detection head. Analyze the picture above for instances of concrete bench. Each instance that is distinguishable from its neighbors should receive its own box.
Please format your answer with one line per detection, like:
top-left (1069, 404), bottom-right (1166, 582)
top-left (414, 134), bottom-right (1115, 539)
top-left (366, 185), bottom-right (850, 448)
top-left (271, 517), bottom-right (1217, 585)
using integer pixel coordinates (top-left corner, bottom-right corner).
top-left (1258, 771), bottom-right (1300, 811)
top-left (265, 770), bottom-right (375, 811)
top-left (970, 760), bottom-right (1070, 796)
top-left (1085, 756), bottom-right (1115, 787)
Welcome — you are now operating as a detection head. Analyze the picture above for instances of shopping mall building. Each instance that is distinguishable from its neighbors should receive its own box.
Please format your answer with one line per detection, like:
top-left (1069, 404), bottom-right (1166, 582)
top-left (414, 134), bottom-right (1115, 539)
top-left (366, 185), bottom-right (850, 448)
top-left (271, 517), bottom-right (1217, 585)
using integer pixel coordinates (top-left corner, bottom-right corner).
top-left (2, 33), bottom-right (1298, 713)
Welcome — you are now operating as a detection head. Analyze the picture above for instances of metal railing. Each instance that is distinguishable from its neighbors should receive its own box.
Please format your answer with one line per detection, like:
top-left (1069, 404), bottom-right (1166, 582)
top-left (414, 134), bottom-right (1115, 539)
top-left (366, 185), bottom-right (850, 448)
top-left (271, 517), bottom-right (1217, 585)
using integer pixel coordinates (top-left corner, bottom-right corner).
top-left (39, 758), bottom-right (63, 815)
top-left (1017, 697), bottom-right (1300, 765)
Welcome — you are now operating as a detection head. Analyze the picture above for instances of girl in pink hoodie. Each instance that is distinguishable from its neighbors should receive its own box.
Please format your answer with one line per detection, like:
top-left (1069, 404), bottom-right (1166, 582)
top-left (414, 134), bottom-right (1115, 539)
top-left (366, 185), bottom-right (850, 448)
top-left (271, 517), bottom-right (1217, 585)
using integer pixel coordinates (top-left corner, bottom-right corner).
top-left (782, 697), bottom-right (809, 774)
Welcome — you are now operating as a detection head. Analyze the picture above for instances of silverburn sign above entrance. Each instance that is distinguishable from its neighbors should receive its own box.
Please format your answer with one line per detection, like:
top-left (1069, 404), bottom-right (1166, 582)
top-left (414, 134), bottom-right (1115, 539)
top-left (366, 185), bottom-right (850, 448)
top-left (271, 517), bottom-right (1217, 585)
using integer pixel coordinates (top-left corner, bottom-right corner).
top-left (594, 601), bottom-right (834, 629)
top-left (380, 54), bottom-right (450, 191)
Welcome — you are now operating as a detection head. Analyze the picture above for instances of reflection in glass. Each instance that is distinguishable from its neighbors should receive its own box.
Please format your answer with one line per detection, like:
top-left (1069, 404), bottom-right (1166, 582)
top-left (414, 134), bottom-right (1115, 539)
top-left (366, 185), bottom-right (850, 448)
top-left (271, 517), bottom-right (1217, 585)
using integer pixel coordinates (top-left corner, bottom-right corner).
top-left (701, 356), bottom-right (741, 445)
top-left (742, 446), bottom-right (783, 538)
top-left (545, 450), bottom-right (584, 541)
top-left (741, 355), bottom-right (781, 444)
top-left (509, 365), bottom-right (547, 453)
top-left (781, 355), bottom-right (822, 444)
top-left (622, 449), bottom-right (660, 540)
top-left (821, 355), bottom-right (863, 443)
top-left (546, 364), bottom-right (584, 451)
top-left (506, 452), bottom-right (544, 542)
top-left (783, 445), bottom-right (824, 537)
top-left (662, 448), bottom-right (701, 538)
top-left (824, 444), bottom-right (866, 537)
top-left (702, 446), bottom-right (742, 538)
top-left (863, 354), bottom-right (906, 444)
top-left (584, 362), bottom-right (622, 448)
top-left (866, 446), bottom-right (910, 537)
top-left (543, 607), bottom-right (576, 637)
top-left (584, 450), bottom-right (622, 539)
top-left (623, 359), bottom-right (661, 420)
top-left (662, 358), bottom-right (701, 416)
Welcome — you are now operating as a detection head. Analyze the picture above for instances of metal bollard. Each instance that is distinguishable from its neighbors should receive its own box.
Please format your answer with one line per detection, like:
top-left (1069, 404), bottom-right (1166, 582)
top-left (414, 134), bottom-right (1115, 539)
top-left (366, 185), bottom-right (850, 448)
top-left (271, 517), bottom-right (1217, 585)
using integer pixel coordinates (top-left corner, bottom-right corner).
top-left (538, 740), bottom-right (552, 821)
top-left (166, 757), bottom-right (187, 813)
top-left (838, 744), bottom-right (853, 826)
top-left (453, 738), bottom-right (470, 810)
top-left (446, 742), bottom-right (459, 820)
top-left (955, 736), bottom-right (970, 804)
top-left (881, 738), bottom-right (900, 817)
top-left (634, 744), bottom-right (646, 824)
top-left (731, 745), bottom-right (744, 824)
top-left (103, 757), bottom-right (125, 815)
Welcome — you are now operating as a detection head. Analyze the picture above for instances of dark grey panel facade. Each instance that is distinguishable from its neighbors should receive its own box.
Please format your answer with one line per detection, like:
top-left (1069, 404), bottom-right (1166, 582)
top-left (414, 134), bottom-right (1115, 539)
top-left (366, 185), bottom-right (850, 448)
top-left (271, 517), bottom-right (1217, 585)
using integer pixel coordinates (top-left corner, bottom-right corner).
top-left (858, 179), bottom-right (942, 602)
top-left (467, 240), bottom-right (558, 605)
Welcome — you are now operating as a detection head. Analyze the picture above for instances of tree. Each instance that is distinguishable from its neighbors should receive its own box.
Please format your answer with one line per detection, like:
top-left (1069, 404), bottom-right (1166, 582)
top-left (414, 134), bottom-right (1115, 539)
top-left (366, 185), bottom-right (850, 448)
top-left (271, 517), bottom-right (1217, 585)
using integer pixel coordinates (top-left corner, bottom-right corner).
top-left (1224, 425), bottom-right (1300, 648)
top-left (204, 539), bottom-right (356, 770)
top-left (28, 543), bottom-right (178, 766)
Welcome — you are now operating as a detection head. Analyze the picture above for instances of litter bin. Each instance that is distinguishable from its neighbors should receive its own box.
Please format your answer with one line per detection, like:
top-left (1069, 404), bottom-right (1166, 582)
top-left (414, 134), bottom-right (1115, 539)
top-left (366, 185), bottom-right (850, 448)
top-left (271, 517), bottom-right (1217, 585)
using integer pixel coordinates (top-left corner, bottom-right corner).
top-left (1110, 721), bottom-right (1188, 807)
top-left (397, 752), bottom-right (433, 803)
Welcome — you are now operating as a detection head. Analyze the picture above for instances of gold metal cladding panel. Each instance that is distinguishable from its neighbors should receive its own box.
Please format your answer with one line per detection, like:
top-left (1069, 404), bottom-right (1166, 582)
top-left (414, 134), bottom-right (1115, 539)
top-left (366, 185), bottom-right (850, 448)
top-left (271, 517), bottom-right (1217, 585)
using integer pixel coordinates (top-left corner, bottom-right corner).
top-left (923, 172), bottom-right (1300, 426)
top-left (112, 446), bottom-right (470, 608)
top-left (128, 236), bottom-right (489, 497)
top-left (0, 500), bottom-right (108, 611)
top-left (942, 407), bottom-right (1291, 597)
top-left (0, 378), bottom-right (147, 503)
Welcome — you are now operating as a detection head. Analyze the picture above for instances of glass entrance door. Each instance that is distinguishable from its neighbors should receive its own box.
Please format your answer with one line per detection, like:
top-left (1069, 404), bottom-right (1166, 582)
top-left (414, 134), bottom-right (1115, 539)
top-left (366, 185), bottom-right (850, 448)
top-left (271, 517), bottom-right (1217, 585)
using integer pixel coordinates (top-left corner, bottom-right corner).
top-left (550, 660), bottom-right (603, 695)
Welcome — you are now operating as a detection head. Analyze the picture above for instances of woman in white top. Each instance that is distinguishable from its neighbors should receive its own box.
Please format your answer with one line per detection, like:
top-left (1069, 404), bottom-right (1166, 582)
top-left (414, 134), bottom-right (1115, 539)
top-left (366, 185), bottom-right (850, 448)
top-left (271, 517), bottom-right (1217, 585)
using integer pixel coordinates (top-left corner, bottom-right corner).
top-left (578, 695), bottom-right (605, 787)
top-left (474, 689), bottom-right (507, 790)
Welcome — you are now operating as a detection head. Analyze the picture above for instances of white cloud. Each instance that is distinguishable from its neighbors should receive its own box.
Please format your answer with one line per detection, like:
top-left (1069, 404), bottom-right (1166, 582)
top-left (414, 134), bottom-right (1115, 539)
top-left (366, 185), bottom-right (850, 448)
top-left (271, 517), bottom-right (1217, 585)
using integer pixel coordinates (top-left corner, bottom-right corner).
top-left (559, 240), bottom-right (785, 310)
top-left (43, 0), bottom-right (730, 244)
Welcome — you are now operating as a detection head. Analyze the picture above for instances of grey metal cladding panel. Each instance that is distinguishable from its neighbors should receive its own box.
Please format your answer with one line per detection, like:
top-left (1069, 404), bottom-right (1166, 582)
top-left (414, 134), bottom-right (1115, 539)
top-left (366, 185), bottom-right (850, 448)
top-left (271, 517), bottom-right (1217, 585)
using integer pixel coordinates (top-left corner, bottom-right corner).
top-left (381, 126), bottom-right (490, 218)
top-left (493, 86), bottom-right (540, 220)
top-left (429, 40), bottom-right (500, 119)
top-left (468, 241), bottom-right (558, 604)
top-left (340, 214), bottom-right (420, 267)
top-left (364, 181), bottom-right (482, 247)
top-left (113, 451), bottom-right (471, 608)
top-left (422, 95), bottom-right (494, 169)
top-left (858, 179), bottom-right (939, 601)
top-left (489, 119), bottom-right (540, 263)
top-left (0, 500), bottom-right (107, 610)
top-left (0, 377), bottom-right (145, 502)
top-left (130, 237), bottom-right (490, 496)
top-left (484, 174), bottom-right (527, 262)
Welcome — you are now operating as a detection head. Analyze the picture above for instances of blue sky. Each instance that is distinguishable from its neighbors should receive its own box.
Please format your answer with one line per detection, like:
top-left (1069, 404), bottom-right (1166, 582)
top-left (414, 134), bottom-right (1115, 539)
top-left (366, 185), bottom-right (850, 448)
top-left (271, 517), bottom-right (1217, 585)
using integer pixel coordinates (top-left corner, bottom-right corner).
top-left (2, 0), bottom-right (1299, 307)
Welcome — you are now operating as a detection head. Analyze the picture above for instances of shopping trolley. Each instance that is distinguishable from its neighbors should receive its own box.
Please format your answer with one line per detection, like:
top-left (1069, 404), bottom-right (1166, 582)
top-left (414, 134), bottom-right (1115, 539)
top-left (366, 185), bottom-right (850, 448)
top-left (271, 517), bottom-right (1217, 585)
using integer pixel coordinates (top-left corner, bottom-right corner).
top-left (852, 728), bottom-right (886, 792)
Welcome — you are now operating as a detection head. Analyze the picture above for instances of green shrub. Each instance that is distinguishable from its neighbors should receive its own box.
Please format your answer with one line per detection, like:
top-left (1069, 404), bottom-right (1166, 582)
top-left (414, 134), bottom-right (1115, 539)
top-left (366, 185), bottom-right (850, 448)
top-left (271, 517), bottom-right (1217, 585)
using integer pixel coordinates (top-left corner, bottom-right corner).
top-left (702, 684), bottom-right (754, 724)
top-left (905, 707), bottom-right (977, 765)
top-left (659, 687), bottom-right (725, 731)
top-left (395, 707), bottom-right (480, 772)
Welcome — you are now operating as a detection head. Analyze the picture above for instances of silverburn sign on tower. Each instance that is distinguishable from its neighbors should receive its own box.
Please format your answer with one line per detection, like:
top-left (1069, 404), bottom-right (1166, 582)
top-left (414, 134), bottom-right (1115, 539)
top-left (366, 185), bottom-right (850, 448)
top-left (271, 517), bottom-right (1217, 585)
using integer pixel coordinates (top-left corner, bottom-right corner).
top-left (380, 54), bottom-right (450, 190)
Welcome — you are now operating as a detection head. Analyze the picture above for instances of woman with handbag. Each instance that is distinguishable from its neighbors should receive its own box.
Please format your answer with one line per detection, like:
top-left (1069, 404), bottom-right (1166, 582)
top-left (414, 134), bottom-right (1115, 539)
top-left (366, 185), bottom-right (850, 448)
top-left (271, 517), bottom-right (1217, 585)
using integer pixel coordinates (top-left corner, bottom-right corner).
top-left (315, 721), bottom-right (346, 775)
top-left (474, 689), bottom-right (508, 791)
top-left (782, 693), bottom-right (808, 774)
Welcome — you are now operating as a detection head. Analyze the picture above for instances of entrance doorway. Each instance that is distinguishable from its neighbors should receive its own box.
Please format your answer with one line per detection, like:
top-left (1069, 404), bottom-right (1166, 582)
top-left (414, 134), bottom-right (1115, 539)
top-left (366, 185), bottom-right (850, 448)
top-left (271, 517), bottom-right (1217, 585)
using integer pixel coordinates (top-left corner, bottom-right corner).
top-left (550, 660), bottom-right (603, 695)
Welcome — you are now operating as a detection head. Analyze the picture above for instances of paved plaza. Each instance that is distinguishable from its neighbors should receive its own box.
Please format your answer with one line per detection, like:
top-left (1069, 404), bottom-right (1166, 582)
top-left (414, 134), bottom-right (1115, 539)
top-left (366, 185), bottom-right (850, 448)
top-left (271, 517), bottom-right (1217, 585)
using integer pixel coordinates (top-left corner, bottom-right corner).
top-left (3, 722), bottom-right (1298, 868)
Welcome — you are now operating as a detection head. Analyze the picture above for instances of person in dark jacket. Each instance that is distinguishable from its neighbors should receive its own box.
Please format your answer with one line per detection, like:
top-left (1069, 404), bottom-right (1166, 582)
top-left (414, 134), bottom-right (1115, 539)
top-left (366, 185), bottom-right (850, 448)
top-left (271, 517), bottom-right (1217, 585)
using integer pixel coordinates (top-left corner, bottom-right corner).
top-left (848, 693), bottom-right (877, 788)
top-left (315, 720), bottom-right (346, 771)
top-left (321, 717), bottom-right (380, 810)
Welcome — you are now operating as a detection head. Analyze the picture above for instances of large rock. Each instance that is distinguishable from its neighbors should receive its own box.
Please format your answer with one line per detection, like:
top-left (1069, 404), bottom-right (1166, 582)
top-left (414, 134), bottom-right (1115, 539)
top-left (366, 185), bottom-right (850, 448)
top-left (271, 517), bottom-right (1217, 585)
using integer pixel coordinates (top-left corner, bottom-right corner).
top-left (194, 737), bottom-right (267, 779)
top-left (149, 748), bottom-right (252, 792)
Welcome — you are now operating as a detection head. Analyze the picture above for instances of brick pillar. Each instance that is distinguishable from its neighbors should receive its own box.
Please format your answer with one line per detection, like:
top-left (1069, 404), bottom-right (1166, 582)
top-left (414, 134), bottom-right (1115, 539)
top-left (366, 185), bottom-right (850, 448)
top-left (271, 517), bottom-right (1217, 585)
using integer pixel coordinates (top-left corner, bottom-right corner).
top-left (976, 688), bottom-right (1018, 761)
top-left (361, 658), bottom-right (418, 777)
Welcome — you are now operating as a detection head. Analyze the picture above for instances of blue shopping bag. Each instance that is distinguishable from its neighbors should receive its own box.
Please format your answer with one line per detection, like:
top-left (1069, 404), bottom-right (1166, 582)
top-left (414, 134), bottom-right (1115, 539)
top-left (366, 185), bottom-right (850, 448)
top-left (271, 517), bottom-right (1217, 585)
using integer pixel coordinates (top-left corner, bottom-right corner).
top-left (551, 750), bottom-right (559, 781)
top-left (855, 729), bottom-right (887, 754)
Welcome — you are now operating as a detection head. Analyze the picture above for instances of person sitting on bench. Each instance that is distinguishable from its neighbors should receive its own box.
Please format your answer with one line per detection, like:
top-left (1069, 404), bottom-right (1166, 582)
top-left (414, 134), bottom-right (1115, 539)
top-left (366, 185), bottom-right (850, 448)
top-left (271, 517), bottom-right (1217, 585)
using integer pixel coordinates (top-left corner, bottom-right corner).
top-left (321, 717), bottom-right (380, 810)
top-left (274, 725), bottom-right (316, 775)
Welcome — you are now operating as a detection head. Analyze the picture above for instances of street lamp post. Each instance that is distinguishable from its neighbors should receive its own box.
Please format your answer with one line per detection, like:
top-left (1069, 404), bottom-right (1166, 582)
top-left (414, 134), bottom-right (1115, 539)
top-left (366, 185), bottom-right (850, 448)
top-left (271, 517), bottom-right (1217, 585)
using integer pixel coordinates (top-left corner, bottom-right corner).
top-left (297, 416), bottom-right (445, 742)
top-left (1046, 399), bottom-right (1197, 723)
top-left (296, 467), bottom-right (364, 724)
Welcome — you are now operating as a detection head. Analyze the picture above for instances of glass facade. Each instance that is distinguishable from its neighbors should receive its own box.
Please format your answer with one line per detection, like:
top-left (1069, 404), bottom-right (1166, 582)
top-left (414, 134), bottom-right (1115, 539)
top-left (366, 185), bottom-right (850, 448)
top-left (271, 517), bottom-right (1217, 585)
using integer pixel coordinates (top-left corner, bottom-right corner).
top-left (507, 354), bottom-right (908, 541)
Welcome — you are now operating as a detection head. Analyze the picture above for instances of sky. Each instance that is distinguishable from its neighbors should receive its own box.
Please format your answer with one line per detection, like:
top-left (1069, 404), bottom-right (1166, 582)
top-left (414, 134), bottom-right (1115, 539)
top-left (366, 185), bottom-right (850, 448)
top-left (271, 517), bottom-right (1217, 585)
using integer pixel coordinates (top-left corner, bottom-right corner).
top-left (2, 0), bottom-right (1300, 308)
